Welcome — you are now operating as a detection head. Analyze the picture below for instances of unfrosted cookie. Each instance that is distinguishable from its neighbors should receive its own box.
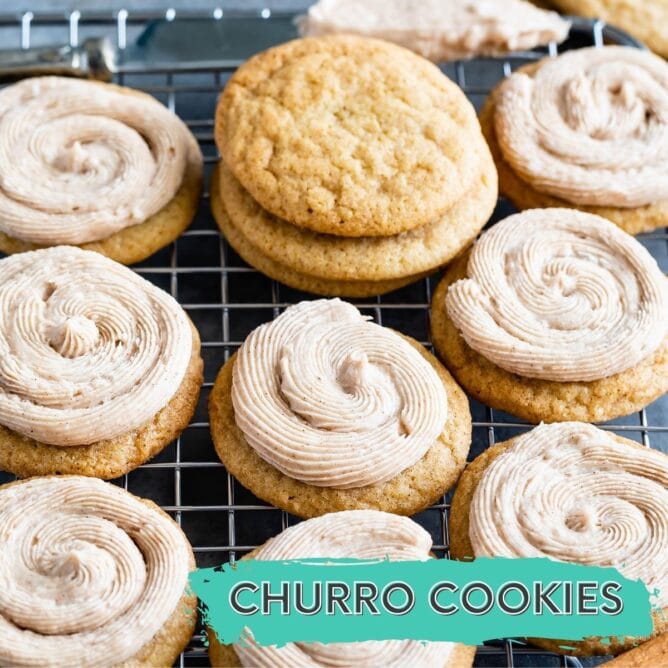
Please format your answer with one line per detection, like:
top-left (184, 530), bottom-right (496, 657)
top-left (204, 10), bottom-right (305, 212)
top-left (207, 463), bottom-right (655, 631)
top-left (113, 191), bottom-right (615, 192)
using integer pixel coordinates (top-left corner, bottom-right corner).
top-left (214, 154), bottom-right (496, 281)
top-left (431, 211), bottom-right (668, 423)
top-left (209, 300), bottom-right (471, 518)
top-left (449, 422), bottom-right (668, 655)
top-left (215, 35), bottom-right (485, 237)
top-left (206, 511), bottom-right (476, 667)
top-left (0, 77), bottom-right (202, 264)
top-left (481, 49), bottom-right (668, 234)
top-left (210, 168), bottom-right (427, 296)
top-left (0, 247), bottom-right (203, 479)
top-left (550, 0), bottom-right (668, 59)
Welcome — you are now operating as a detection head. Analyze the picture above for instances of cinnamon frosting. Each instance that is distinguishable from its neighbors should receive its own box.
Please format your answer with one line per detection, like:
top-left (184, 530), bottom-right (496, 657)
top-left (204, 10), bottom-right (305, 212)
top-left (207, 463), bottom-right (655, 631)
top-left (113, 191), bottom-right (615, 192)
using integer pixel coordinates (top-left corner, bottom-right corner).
top-left (234, 510), bottom-right (454, 667)
top-left (0, 476), bottom-right (193, 667)
top-left (469, 422), bottom-right (668, 608)
top-left (494, 46), bottom-right (668, 207)
top-left (0, 246), bottom-right (192, 445)
top-left (231, 299), bottom-right (447, 489)
top-left (446, 209), bottom-right (668, 382)
top-left (0, 76), bottom-right (193, 245)
top-left (299, 0), bottom-right (570, 61)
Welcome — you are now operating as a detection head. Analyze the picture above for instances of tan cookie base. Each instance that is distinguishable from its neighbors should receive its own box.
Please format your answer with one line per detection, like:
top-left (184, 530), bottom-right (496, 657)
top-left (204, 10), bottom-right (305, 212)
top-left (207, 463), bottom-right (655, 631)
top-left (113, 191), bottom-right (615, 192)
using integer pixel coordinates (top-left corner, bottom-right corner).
top-left (549, 0), bottom-right (668, 59)
top-left (209, 335), bottom-right (471, 518)
top-left (0, 98), bottom-right (203, 265)
top-left (480, 66), bottom-right (668, 235)
top-left (0, 323), bottom-right (203, 479)
top-left (211, 172), bottom-right (427, 296)
top-left (605, 632), bottom-right (668, 667)
top-left (449, 436), bottom-right (667, 656)
top-left (215, 151), bottom-right (496, 282)
top-left (431, 253), bottom-right (668, 423)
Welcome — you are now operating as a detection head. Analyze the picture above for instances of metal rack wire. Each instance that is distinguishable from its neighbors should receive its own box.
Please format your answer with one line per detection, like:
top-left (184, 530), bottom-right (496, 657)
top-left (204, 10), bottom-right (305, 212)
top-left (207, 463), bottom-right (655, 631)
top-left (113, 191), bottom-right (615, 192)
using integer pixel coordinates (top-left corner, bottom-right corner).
top-left (0, 8), bottom-right (665, 668)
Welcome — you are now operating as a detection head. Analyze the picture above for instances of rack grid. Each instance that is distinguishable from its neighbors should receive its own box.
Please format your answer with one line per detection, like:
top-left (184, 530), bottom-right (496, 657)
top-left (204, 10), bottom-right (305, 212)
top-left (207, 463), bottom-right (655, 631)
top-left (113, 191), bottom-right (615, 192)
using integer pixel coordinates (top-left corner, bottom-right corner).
top-left (0, 8), bottom-right (665, 668)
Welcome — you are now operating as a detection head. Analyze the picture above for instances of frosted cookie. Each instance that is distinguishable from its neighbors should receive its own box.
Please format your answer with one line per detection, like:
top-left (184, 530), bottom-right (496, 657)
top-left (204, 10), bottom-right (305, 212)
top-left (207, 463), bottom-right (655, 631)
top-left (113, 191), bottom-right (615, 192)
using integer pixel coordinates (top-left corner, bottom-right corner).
top-left (431, 209), bottom-right (668, 423)
top-left (0, 77), bottom-right (202, 264)
top-left (299, 0), bottom-right (570, 60)
top-left (0, 475), bottom-right (196, 666)
top-left (215, 35), bottom-right (489, 237)
top-left (0, 246), bottom-right (203, 479)
top-left (481, 46), bottom-right (668, 234)
top-left (550, 0), bottom-right (668, 59)
top-left (207, 510), bottom-right (476, 667)
top-left (449, 422), bottom-right (668, 655)
top-left (209, 299), bottom-right (471, 517)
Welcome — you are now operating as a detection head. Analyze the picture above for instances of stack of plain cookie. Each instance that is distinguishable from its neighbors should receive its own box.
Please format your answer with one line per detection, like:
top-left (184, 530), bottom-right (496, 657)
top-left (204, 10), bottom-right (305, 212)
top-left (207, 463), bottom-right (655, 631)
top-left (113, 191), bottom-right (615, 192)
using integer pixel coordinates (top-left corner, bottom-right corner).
top-left (212, 34), bottom-right (497, 297)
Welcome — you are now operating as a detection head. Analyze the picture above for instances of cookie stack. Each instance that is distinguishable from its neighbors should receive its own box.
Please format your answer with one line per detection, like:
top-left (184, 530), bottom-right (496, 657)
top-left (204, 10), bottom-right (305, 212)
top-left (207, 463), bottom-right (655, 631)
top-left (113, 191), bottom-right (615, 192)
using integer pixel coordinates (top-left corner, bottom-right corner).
top-left (212, 34), bottom-right (497, 297)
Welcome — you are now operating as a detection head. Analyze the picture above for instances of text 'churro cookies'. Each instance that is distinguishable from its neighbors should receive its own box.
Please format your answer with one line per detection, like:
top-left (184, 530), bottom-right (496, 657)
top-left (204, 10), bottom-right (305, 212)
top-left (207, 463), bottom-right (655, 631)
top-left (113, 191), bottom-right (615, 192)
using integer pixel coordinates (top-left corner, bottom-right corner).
top-left (209, 299), bottom-right (470, 517)
top-left (449, 422), bottom-right (668, 656)
top-left (0, 77), bottom-right (202, 264)
top-left (0, 475), bottom-right (197, 667)
top-left (212, 34), bottom-right (497, 297)
top-left (481, 46), bottom-right (668, 234)
top-left (0, 246), bottom-right (203, 479)
top-left (431, 208), bottom-right (668, 423)
top-left (207, 510), bottom-right (476, 667)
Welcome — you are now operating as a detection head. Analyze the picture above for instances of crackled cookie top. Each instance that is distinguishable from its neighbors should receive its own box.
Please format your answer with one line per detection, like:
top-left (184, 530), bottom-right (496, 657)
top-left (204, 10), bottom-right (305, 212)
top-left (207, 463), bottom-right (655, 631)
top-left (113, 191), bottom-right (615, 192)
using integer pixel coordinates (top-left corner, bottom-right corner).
top-left (469, 422), bottom-right (668, 607)
top-left (0, 246), bottom-right (192, 446)
top-left (232, 299), bottom-right (447, 488)
top-left (300, 0), bottom-right (569, 61)
top-left (0, 77), bottom-right (193, 245)
top-left (494, 46), bottom-right (668, 208)
top-left (234, 510), bottom-right (454, 667)
top-left (446, 209), bottom-right (668, 382)
top-left (0, 476), bottom-right (192, 667)
top-left (216, 34), bottom-right (483, 237)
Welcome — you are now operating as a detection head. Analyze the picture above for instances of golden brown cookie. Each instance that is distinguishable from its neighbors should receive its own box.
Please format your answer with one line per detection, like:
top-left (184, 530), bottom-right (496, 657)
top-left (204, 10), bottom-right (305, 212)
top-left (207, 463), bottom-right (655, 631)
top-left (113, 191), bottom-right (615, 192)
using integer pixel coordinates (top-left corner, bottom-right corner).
top-left (605, 633), bottom-right (668, 667)
top-left (480, 62), bottom-right (668, 235)
top-left (431, 252), bottom-right (668, 423)
top-left (215, 34), bottom-right (485, 237)
top-left (210, 168), bottom-right (427, 296)
top-left (209, 336), bottom-right (471, 518)
top-left (215, 152), bottom-right (496, 281)
top-left (449, 434), bottom-right (667, 656)
top-left (549, 0), bottom-right (668, 59)
top-left (0, 323), bottom-right (203, 479)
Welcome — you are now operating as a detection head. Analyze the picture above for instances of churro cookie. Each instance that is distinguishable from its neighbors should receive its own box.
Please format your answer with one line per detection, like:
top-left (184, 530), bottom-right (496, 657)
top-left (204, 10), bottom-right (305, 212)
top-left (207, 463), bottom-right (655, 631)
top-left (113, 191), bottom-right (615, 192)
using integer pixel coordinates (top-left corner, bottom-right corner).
top-left (549, 0), bottom-right (668, 59)
top-left (208, 510), bottom-right (476, 667)
top-left (209, 299), bottom-right (471, 518)
top-left (0, 246), bottom-right (203, 479)
top-left (0, 475), bottom-right (197, 666)
top-left (481, 47), bottom-right (668, 234)
top-left (215, 35), bottom-right (488, 237)
top-left (449, 422), bottom-right (668, 655)
top-left (431, 209), bottom-right (668, 423)
top-left (0, 77), bottom-right (202, 264)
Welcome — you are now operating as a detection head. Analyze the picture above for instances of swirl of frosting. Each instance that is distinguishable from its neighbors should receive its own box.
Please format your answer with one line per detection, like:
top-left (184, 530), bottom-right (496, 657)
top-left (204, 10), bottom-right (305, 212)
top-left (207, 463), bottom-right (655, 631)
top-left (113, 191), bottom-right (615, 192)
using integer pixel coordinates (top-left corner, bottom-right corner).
top-left (469, 422), bottom-right (668, 607)
top-left (0, 476), bottom-right (193, 667)
top-left (445, 209), bottom-right (668, 382)
top-left (232, 299), bottom-right (447, 488)
top-left (0, 246), bottom-right (192, 445)
top-left (494, 46), bottom-right (668, 207)
top-left (234, 510), bottom-right (454, 667)
top-left (0, 76), bottom-right (193, 245)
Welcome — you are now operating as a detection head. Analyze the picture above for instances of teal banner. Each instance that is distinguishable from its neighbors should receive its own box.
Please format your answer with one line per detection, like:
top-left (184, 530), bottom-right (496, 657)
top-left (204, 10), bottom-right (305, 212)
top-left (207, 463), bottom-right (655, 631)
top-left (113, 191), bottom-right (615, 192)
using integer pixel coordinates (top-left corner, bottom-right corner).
top-left (190, 557), bottom-right (656, 650)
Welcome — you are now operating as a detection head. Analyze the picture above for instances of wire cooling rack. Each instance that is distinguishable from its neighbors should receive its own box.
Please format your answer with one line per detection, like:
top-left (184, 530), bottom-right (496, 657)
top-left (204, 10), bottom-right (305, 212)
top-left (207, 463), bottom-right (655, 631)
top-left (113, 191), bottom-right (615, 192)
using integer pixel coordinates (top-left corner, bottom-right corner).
top-left (0, 8), bottom-right (665, 668)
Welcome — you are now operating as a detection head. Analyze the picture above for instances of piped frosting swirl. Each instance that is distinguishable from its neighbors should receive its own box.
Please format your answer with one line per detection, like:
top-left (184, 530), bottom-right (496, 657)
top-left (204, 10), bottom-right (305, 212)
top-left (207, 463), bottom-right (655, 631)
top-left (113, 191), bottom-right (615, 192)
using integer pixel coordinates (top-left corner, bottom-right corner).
top-left (446, 209), bottom-right (668, 382)
top-left (0, 76), bottom-right (194, 245)
top-left (234, 510), bottom-right (454, 667)
top-left (469, 422), bottom-right (668, 608)
top-left (494, 46), bottom-right (668, 207)
top-left (232, 299), bottom-right (447, 488)
top-left (0, 476), bottom-right (193, 667)
top-left (0, 246), bottom-right (192, 446)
